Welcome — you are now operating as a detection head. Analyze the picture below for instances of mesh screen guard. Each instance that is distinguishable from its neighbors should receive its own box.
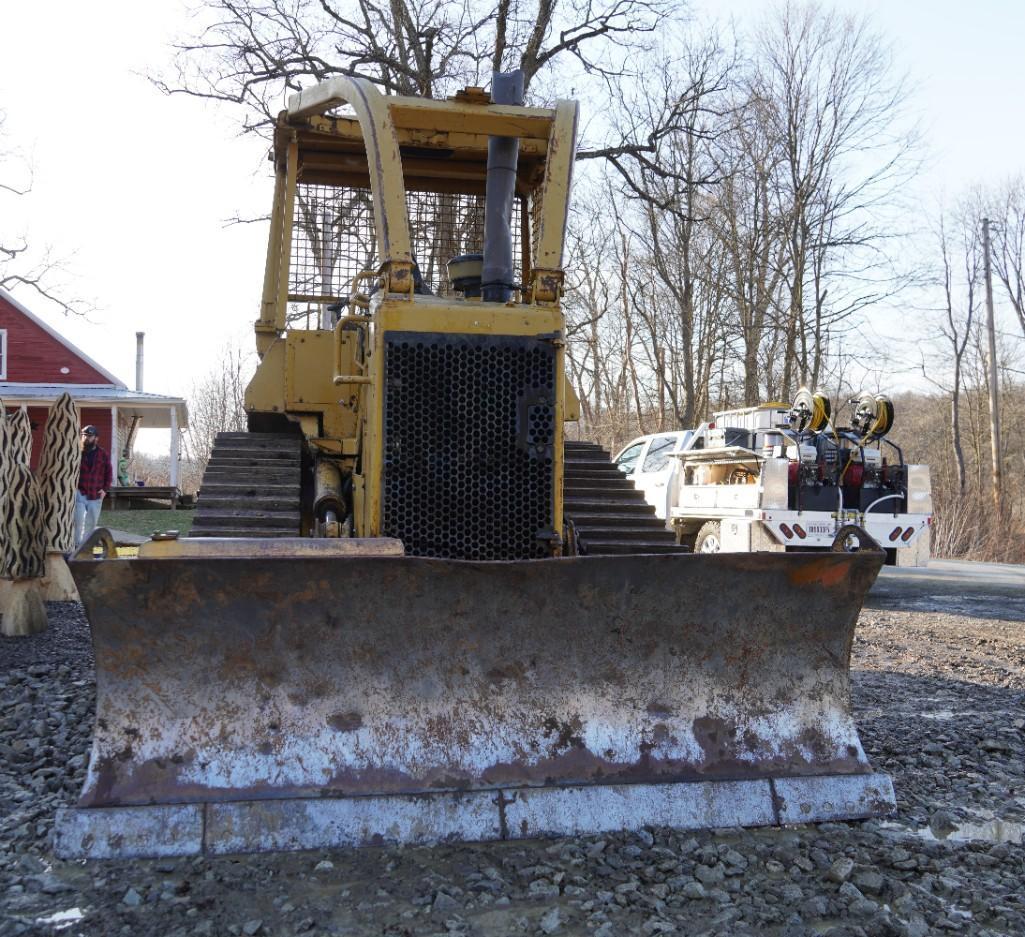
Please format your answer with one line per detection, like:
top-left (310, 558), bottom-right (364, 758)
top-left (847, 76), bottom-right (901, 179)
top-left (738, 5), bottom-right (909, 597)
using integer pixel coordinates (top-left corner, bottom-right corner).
top-left (290, 184), bottom-right (525, 302)
top-left (382, 332), bottom-right (557, 560)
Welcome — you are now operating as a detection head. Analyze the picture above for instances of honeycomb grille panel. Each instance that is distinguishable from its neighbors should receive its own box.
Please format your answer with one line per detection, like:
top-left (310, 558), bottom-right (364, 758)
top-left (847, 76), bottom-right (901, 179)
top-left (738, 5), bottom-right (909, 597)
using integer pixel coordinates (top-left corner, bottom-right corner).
top-left (382, 332), bottom-right (556, 560)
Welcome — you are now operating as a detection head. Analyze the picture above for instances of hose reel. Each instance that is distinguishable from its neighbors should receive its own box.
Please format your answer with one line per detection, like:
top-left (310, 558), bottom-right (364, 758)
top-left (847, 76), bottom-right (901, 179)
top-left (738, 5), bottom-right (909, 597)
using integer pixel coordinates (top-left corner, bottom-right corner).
top-left (851, 393), bottom-right (894, 440)
top-left (790, 387), bottom-right (832, 433)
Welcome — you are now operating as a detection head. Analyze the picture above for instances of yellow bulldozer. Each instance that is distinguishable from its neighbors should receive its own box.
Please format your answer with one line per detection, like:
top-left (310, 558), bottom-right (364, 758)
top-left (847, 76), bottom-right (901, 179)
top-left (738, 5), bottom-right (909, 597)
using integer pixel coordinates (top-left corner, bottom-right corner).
top-left (55, 73), bottom-right (893, 859)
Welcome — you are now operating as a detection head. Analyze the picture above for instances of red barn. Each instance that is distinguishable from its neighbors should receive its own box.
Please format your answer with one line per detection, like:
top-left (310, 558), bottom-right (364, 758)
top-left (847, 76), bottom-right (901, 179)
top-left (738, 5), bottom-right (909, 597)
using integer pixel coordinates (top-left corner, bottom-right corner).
top-left (0, 286), bottom-right (188, 490)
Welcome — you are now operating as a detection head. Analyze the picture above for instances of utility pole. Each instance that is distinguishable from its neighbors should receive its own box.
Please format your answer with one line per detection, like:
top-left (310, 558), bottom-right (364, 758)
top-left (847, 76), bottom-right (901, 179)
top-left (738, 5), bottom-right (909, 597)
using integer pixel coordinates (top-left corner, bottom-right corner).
top-left (981, 217), bottom-right (1003, 517)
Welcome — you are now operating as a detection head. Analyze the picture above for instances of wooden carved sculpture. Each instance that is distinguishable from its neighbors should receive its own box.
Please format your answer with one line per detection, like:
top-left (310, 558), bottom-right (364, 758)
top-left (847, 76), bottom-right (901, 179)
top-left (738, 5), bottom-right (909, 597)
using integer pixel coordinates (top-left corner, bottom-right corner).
top-left (0, 400), bottom-right (80, 635)
top-left (0, 444), bottom-right (48, 636)
top-left (37, 394), bottom-right (81, 600)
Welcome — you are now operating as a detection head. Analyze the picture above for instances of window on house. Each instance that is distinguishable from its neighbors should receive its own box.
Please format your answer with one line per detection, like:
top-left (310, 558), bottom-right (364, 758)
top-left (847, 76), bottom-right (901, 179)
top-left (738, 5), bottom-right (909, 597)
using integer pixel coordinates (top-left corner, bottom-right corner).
top-left (0, 329), bottom-right (7, 380)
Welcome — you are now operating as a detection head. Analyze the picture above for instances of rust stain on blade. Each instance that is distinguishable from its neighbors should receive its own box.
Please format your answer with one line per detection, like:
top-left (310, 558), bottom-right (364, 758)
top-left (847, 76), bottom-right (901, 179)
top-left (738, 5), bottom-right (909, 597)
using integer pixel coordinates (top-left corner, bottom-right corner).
top-left (69, 550), bottom-right (883, 810)
top-left (787, 556), bottom-right (856, 589)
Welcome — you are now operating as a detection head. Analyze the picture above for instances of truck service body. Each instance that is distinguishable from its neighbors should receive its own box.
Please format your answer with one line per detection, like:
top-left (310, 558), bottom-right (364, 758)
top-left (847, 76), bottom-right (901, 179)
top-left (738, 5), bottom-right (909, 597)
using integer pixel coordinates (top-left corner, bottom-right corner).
top-left (614, 402), bottom-right (932, 565)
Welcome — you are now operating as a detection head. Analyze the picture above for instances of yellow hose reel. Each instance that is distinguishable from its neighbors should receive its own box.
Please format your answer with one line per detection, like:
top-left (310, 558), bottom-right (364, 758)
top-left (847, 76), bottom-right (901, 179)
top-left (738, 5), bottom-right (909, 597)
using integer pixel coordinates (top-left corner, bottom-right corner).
top-left (791, 387), bottom-right (832, 433)
top-left (852, 393), bottom-right (894, 439)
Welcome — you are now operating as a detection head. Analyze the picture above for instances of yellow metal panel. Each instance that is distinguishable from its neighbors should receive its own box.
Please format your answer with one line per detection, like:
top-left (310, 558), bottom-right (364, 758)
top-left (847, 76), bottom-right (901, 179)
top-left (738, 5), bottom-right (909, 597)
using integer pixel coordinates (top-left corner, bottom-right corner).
top-left (563, 374), bottom-right (581, 422)
top-left (387, 98), bottom-right (555, 139)
top-left (283, 330), bottom-right (361, 442)
top-left (302, 116), bottom-right (552, 158)
top-left (244, 338), bottom-right (287, 413)
top-left (377, 296), bottom-right (562, 337)
top-left (286, 331), bottom-right (340, 405)
top-left (354, 316), bottom-right (386, 537)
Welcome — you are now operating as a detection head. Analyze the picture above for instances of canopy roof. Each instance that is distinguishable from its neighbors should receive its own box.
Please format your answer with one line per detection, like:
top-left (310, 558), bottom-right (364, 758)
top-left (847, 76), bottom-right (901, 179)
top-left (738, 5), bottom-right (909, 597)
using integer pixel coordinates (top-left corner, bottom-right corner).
top-left (0, 383), bottom-right (188, 429)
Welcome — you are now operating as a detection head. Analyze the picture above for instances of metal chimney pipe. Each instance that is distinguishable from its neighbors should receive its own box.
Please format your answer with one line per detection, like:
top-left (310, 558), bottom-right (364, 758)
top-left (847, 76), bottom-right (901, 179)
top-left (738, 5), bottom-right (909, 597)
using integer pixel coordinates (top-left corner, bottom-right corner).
top-left (481, 70), bottom-right (525, 303)
top-left (135, 332), bottom-right (144, 392)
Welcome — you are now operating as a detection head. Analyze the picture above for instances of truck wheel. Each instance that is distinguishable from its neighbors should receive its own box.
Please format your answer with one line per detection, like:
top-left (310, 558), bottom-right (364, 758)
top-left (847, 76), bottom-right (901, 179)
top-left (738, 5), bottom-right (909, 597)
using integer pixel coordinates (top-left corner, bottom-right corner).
top-left (695, 521), bottom-right (722, 553)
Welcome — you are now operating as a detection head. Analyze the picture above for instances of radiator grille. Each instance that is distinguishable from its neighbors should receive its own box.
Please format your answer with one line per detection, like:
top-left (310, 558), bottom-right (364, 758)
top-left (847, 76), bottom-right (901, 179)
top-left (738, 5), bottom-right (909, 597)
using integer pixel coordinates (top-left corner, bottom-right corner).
top-left (382, 332), bottom-right (556, 560)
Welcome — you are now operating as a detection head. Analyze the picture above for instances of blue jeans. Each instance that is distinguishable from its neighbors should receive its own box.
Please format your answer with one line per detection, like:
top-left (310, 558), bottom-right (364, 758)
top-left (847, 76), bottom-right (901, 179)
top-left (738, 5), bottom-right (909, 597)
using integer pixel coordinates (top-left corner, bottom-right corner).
top-left (74, 492), bottom-right (103, 548)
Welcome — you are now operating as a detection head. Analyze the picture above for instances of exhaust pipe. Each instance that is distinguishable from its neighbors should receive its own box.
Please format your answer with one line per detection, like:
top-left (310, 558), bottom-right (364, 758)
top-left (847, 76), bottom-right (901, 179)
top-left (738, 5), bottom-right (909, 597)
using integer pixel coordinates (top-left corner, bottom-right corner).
top-left (135, 332), bottom-right (145, 392)
top-left (482, 70), bottom-right (524, 303)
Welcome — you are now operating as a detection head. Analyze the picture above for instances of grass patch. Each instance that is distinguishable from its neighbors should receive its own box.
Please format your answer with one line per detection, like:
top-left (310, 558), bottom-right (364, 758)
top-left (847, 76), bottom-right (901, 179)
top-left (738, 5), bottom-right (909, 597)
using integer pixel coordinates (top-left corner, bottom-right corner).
top-left (100, 509), bottom-right (194, 537)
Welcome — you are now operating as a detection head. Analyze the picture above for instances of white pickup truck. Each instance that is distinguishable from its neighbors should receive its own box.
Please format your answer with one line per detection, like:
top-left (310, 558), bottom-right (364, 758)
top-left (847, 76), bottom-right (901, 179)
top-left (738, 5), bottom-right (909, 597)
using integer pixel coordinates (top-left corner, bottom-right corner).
top-left (612, 403), bottom-right (932, 566)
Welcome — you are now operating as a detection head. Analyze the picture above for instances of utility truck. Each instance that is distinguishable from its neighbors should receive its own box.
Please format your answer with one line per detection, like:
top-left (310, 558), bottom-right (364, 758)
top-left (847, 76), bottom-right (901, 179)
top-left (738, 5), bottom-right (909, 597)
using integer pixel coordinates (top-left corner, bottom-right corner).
top-left (614, 391), bottom-right (932, 565)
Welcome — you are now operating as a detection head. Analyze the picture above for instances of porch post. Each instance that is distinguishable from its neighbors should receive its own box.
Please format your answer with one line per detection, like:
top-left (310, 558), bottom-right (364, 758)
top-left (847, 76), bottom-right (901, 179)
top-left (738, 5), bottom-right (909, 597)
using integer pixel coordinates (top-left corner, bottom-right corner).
top-left (111, 404), bottom-right (119, 469)
top-left (169, 405), bottom-right (180, 505)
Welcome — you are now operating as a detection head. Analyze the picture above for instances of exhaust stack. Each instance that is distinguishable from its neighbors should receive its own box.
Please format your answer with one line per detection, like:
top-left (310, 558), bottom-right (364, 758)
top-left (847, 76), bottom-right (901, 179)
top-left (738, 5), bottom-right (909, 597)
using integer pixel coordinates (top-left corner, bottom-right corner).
top-left (135, 332), bottom-right (144, 393)
top-left (481, 70), bottom-right (525, 303)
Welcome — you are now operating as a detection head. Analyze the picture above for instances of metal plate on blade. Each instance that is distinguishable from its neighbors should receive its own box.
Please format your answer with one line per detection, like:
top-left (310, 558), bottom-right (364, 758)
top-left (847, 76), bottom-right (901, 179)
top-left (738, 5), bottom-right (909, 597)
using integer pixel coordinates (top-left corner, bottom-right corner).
top-left (70, 551), bottom-right (883, 809)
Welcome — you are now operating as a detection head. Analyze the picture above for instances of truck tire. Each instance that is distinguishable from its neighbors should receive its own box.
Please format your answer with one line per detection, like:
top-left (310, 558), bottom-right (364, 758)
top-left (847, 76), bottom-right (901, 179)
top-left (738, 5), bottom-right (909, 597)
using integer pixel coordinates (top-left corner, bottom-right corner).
top-left (694, 521), bottom-right (722, 553)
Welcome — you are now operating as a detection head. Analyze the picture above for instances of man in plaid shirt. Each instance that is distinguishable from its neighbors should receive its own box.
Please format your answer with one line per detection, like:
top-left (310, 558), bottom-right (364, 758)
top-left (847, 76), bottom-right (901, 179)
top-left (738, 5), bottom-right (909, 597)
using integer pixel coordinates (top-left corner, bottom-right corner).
top-left (75, 425), bottom-right (112, 547)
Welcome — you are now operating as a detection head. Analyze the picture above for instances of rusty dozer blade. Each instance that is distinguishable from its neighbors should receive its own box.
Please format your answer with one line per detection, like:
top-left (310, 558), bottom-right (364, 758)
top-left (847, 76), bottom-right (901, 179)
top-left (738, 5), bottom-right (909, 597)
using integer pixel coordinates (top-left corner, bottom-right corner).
top-left (55, 531), bottom-right (893, 859)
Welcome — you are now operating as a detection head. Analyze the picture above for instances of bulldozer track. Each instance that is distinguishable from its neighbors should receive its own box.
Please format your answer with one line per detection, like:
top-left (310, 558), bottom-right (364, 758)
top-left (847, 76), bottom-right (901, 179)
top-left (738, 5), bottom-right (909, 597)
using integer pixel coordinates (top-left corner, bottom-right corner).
top-left (192, 435), bottom-right (682, 551)
top-left (564, 441), bottom-right (685, 555)
top-left (192, 432), bottom-right (303, 538)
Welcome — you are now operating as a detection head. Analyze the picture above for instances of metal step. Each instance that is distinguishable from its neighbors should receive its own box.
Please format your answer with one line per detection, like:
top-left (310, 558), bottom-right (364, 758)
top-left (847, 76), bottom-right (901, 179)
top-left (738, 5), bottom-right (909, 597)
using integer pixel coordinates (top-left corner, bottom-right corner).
top-left (196, 497), bottom-right (301, 512)
top-left (564, 452), bottom-right (616, 464)
top-left (568, 512), bottom-right (667, 527)
top-left (202, 466), bottom-right (300, 479)
top-left (212, 440), bottom-right (301, 451)
top-left (191, 510), bottom-right (299, 524)
top-left (564, 483), bottom-right (645, 497)
top-left (190, 528), bottom-right (299, 538)
top-left (198, 482), bottom-right (298, 497)
top-left (580, 541), bottom-right (683, 555)
top-left (573, 526), bottom-right (673, 541)
top-left (565, 497), bottom-right (659, 512)
top-left (207, 453), bottom-right (300, 465)
top-left (215, 432), bottom-right (301, 443)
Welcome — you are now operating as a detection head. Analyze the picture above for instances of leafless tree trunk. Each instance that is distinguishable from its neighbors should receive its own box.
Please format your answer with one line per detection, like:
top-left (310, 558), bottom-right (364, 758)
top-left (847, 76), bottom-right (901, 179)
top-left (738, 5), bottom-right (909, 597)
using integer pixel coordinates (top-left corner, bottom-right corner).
top-left (929, 211), bottom-right (981, 493)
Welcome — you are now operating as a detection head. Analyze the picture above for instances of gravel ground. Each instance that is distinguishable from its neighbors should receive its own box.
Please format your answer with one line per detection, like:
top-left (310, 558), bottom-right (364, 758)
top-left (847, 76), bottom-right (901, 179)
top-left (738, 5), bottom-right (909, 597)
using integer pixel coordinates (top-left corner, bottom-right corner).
top-left (2, 601), bottom-right (1024, 937)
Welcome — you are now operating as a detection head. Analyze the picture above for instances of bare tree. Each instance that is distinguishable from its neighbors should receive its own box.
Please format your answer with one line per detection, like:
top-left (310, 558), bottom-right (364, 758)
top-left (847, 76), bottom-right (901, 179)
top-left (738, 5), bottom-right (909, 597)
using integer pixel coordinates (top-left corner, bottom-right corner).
top-left (155, 0), bottom-right (670, 132)
top-left (707, 89), bottom-right (788, 404)
top-left (182, 342), bottom-right (255, 475)
top-left (0, 112), bottom-right (89, 315)
top-left (926, 209), bottom-right (980, 493)
top-left (992, 175), bottom-right (1025, 339)
top-left (751, 2), bottom-right (916, 398)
